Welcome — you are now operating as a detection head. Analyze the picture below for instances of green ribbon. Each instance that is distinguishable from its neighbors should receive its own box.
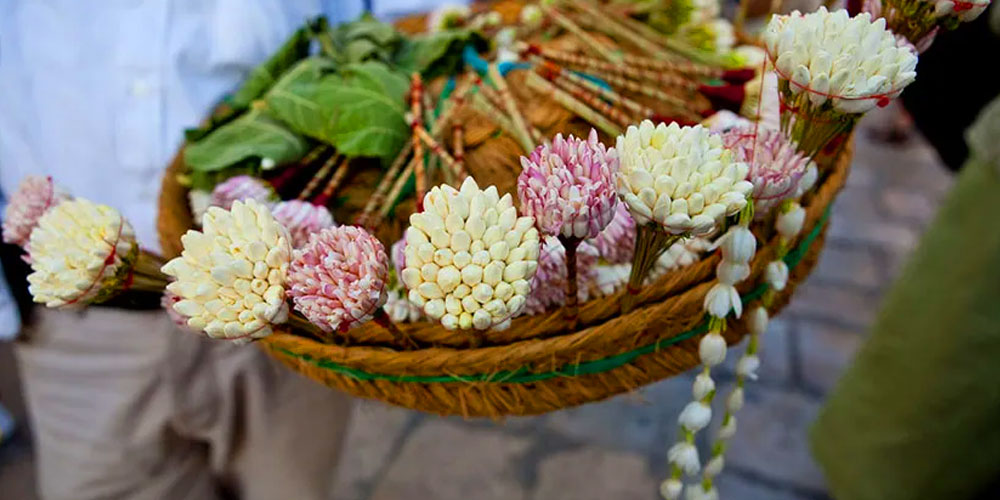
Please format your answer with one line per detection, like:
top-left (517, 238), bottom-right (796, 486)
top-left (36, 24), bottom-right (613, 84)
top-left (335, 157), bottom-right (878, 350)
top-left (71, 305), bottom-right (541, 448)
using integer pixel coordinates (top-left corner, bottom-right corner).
top-left (275, 208), bottom-right (831, 384)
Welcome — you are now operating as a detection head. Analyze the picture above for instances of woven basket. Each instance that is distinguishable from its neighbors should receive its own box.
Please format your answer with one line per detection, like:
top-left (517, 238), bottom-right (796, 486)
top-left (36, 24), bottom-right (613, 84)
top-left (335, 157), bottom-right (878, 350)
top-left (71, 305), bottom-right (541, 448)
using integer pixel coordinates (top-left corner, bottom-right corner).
top-left (157, 3), bottom-right (853, 417)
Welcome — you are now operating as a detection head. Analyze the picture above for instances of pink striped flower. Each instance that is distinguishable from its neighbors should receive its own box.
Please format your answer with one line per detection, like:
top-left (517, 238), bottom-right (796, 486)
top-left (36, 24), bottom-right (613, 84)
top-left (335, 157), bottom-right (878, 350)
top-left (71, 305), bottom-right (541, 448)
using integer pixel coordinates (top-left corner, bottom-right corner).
top-left (2, 176), bottom-right (70, 248)
top-left (210, 175), bottom-right (276, 210)
top-left (525, 237), bottom-right (599, 315)
top-left (588, 203), bottom-right (636, 265)
top-left (720, 127), bottom-right (814, 217)
top-left (517, 129), bottom-right (620, 240)
top-left (287, 226), bottom-right (389, 333)
top-left (391, 238), bottom-right (406, 277)
top-left (271, 200), bottom-right (336, 248)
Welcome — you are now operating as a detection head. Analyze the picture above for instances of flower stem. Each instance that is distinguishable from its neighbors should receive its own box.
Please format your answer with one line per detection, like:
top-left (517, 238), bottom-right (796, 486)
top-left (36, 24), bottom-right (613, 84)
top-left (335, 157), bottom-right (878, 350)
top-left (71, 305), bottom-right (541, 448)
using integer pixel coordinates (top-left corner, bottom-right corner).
top-left (621, 225), bottom-right (682, 313)
top-left (130, 252), bottom-right (170, 292)
top-left (560, 236), bottom-right (582, 330)
top-left (373, 307), bottom-right (419, 349)
top-left (288, 313), bottom-right (335, 343)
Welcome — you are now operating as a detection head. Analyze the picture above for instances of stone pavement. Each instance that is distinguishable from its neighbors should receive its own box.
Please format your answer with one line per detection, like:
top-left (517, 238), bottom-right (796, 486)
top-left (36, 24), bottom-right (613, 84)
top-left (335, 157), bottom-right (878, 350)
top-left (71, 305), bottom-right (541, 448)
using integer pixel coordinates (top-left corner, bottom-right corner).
top-left (0, 108), bottom-right (954, 499)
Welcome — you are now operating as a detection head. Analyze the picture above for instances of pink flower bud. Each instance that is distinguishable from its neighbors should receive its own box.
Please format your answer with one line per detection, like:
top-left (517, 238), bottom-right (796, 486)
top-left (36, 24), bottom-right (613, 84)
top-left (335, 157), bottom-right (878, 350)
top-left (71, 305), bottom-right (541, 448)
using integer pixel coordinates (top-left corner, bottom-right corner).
top-left (2, 176), bottom-right (70, 248)
top-left (271, 200), bottom-right (336, 248)
top-left (287, 226), bottom-right (389, 333)
top-left (517, 129), bottom-right (620, 240)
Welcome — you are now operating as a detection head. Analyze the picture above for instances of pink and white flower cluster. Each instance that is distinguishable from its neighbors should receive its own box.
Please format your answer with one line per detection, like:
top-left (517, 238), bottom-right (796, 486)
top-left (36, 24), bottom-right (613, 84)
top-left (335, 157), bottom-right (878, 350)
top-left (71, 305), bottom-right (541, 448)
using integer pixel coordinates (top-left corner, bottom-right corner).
top-left (517, 129), bottom-right (620, 240)
top-left (720, 127), bottom-right (816, 216)
top-left (287, 226), bottom-right (389, 333)
top-left (272, 200), bottom-right (336, 248)
top-left (2, 176), bottom-right (70, 248)
top-left (210, 175), bottom-right (276, 210)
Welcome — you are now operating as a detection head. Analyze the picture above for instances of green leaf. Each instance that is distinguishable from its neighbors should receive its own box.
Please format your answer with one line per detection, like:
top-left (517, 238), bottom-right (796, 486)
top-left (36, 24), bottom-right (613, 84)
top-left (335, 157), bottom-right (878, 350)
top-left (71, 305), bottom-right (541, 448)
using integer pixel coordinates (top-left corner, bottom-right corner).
top-left (394, 29), bottom-right (488, 79)
top-left (340, 13), bottom-right (399, 47)
top-left (340, 61), bottom-right (409, 106)
top-left (264, 60), bottom-right (409, 162)
top-left (321, 63), bottom-right (410, 160)
top-left (321, 13), bottom-right (402, 65)
top-left (229, 26), bottom-right (313, 110)
top-left (184, 110), bottom-right (309, 172)
top-left (262, 57), bottom-right (337, 143)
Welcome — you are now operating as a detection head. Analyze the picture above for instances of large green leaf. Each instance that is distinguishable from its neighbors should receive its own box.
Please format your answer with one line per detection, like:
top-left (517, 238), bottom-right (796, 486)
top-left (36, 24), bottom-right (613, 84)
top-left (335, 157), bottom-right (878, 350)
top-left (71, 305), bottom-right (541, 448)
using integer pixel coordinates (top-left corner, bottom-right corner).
top-left (262, 57), bottom-right (337, 143)
top-left (264, 60), bottom-right (409, 162)
top-left (184, 110), bottom-right (309, 172)
top-left (320, 63), bottom-right (410, 161)
top-left (339, 13), bottom-right (398, 47)
top-left (394, 29), bottom-right (488, 79)
top-left (340, 61), bottom-right (409, 106)
top-left (319, 13), bottom-right (402, 65)
top-left (229, 26), bottom-right (313, 110)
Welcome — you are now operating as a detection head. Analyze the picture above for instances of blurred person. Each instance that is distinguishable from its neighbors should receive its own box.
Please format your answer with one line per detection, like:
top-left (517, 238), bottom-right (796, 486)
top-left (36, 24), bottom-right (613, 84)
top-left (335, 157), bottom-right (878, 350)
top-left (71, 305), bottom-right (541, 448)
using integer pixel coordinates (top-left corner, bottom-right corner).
top-left (810, 92), bottom-right (1000, 499)
top-left (0, 2), bottom-right (405, 499)
top-left (0, 190), bottom-right (19, 449)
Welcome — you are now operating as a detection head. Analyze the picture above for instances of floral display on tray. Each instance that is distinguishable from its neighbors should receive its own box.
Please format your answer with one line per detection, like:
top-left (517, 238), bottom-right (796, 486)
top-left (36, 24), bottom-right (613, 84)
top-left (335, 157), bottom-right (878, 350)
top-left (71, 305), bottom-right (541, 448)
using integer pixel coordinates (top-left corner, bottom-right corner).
top-left (5, 1), bottom-right (946, 492)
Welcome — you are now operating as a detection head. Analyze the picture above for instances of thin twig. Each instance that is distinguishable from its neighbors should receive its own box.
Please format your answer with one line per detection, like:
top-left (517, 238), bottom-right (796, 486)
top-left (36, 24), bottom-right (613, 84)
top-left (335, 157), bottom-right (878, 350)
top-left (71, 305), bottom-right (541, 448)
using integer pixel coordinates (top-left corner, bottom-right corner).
top-left (488, 64), bottom-right (536, 153)
top-left (541, 5), bottom-right (621, 62)
top-left (525, 72), bottom-right (622, 137)
top-left (298, 153), bottom-right (339, 201)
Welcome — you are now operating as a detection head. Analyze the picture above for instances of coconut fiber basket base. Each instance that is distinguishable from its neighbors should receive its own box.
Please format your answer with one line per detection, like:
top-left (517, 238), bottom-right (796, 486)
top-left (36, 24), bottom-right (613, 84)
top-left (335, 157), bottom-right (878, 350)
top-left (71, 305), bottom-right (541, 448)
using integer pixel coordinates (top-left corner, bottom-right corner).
top-left (256, 144), bottom-right (849, 417)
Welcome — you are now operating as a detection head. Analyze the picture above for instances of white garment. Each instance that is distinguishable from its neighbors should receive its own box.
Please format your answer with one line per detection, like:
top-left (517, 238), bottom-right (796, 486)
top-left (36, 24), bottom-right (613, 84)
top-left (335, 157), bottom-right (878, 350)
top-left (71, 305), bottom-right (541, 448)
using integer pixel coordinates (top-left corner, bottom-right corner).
top-left (0, 0), bottom-right (365, 251)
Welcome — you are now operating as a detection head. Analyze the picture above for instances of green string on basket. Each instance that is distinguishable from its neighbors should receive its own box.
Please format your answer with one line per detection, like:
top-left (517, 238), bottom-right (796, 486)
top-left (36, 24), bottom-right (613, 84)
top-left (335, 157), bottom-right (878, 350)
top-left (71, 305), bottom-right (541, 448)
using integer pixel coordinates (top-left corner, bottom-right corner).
top-left (275, 207), bottom-right (832, 384)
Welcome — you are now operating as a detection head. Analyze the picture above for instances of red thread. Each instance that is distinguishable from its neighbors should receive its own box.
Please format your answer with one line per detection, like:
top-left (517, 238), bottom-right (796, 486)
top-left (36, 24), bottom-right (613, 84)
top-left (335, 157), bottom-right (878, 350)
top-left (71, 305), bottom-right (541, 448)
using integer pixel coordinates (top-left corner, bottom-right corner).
top-left (64, 215), bottom-right (126, 306)
top-left (767, 47), bottom-right (901, 105)
top-left (952, 0), bottom-right (975, 11)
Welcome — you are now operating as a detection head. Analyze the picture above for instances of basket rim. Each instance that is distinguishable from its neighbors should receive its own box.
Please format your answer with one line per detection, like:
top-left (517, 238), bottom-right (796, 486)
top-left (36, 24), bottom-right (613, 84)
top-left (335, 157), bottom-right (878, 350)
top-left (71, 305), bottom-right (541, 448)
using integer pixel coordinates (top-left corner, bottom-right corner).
top-left (265, 205), bottom-right (828, 384)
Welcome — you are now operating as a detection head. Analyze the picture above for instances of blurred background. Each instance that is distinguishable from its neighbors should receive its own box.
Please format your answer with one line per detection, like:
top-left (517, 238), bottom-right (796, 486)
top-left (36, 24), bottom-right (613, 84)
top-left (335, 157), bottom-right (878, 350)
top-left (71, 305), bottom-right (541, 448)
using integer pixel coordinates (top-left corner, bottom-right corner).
top-left (0, 105), bottom-right (952, 499)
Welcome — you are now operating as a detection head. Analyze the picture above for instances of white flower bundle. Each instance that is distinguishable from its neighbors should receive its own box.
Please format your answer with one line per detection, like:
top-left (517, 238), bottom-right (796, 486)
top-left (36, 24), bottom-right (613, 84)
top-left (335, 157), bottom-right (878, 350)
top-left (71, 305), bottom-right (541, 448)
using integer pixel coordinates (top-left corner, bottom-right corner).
top-left (616, 121), bottom-right (751, 312)
top-left (162, 200), bottom-right (293, 343)
top-left (26, 199), bottom-right (168, 308)
top-left (401, 177), bottom-right (541, 331)
top-left (763, 8), bottom-right (918, 157)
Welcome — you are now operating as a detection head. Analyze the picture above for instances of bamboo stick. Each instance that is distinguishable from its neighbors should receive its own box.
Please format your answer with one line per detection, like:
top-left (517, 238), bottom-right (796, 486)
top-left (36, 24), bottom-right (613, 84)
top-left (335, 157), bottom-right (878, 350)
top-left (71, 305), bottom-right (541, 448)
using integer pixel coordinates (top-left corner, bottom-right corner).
top-left (542, 61), bottom-right (652, 119)
top-left (525, 71), bottom-right (622, 137)
top-left (413, 125), bottom-right (463, 179)
top-left (570, 1), bottom-right (681, 64)
top-left (313, 157), bottom-right (350, 206)
top-left (487, 64), bottom-right (536, 153)
top-left (529, 55), bottom-right (705, 121)
top-left (452, 125), bottom-right (466, 180)
top-left (378, 157), bottom-right (418, 221)
top-left (473, 76), bottom-right (546, 147)
top-left (541, 5), bottom-right (621, 63)
top-left (469, 93), bottom-right (522, 143)
top-left (410, 73), bottom-right (427, 210)
top-left (297, 153), bottom-right (339, 201)
top-left (356, 141), bottom-right (412, 227)
top-left (541, 67), bottom-right (635, 127)
top-left (519, 43), bottom-right (702, 90)
top-left (358, 76), bottom-right (476, 228)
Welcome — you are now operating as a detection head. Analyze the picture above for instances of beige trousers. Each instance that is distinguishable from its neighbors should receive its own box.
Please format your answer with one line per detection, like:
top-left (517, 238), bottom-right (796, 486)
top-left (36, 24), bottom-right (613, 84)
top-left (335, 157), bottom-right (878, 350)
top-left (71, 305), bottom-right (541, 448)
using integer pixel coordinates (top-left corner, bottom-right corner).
top-left (15, 308), bottom-right (352, 500)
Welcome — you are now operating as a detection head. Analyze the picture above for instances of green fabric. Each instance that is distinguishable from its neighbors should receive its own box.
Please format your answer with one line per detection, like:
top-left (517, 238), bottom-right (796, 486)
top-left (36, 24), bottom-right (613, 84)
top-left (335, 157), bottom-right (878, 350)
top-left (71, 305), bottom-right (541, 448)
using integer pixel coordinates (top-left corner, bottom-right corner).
top-left (810, 97), bottom-right (1000, 500)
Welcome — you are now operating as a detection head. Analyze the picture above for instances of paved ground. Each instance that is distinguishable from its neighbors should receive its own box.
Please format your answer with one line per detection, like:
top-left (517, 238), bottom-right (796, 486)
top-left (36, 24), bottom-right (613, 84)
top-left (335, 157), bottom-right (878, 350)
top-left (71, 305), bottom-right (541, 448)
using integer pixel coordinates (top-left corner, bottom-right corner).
top-left (0, 107), bottom-right (954, 499)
